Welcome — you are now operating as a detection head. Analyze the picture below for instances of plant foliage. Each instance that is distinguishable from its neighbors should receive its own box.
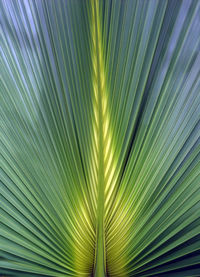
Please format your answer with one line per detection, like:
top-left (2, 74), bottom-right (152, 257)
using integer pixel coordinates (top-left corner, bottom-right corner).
top-left (0, 0), bottom-right (200, 276)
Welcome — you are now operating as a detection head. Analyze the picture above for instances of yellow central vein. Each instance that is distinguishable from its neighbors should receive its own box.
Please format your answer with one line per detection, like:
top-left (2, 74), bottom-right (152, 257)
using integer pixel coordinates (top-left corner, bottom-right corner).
top-left (91, 1), bottom-right (118, 275)
top-left (91, 1), bottom-right (106, 276)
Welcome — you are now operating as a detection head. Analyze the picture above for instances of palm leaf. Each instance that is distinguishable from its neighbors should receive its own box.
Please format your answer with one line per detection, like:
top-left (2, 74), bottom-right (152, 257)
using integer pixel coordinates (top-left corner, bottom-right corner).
top-left (0, 0), bottom-right (200, 276)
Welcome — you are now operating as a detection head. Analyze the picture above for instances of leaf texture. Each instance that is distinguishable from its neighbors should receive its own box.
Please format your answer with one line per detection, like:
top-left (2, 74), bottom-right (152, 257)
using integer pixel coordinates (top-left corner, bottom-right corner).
top-left (0, 0), bottom-right (200, 276)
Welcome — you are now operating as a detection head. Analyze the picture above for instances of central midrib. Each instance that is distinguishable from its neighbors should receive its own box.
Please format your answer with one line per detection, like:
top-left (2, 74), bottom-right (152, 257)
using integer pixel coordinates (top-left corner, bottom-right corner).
top-left (92, 1), bottom-right (106, 276)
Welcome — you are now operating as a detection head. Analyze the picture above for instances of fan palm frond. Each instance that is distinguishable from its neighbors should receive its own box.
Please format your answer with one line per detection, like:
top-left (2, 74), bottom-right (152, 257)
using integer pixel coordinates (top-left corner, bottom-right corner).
top-left (1, 0), bottom-right (200, 276)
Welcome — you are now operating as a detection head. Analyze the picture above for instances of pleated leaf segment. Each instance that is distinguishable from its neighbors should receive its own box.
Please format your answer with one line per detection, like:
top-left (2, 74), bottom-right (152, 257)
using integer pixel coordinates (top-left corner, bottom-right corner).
top-left (1, 0), bottom-right (200, 277)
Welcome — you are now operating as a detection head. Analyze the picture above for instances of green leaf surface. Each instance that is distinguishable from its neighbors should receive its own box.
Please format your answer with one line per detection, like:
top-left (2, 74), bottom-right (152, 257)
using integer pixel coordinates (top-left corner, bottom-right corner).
top-left (1, 0), bottom-right (200, 276)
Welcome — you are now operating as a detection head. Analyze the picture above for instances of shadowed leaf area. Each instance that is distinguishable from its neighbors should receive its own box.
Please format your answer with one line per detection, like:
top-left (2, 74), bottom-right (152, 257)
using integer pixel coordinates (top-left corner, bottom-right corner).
top-left (0, 0), bottom-right (200, 276)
